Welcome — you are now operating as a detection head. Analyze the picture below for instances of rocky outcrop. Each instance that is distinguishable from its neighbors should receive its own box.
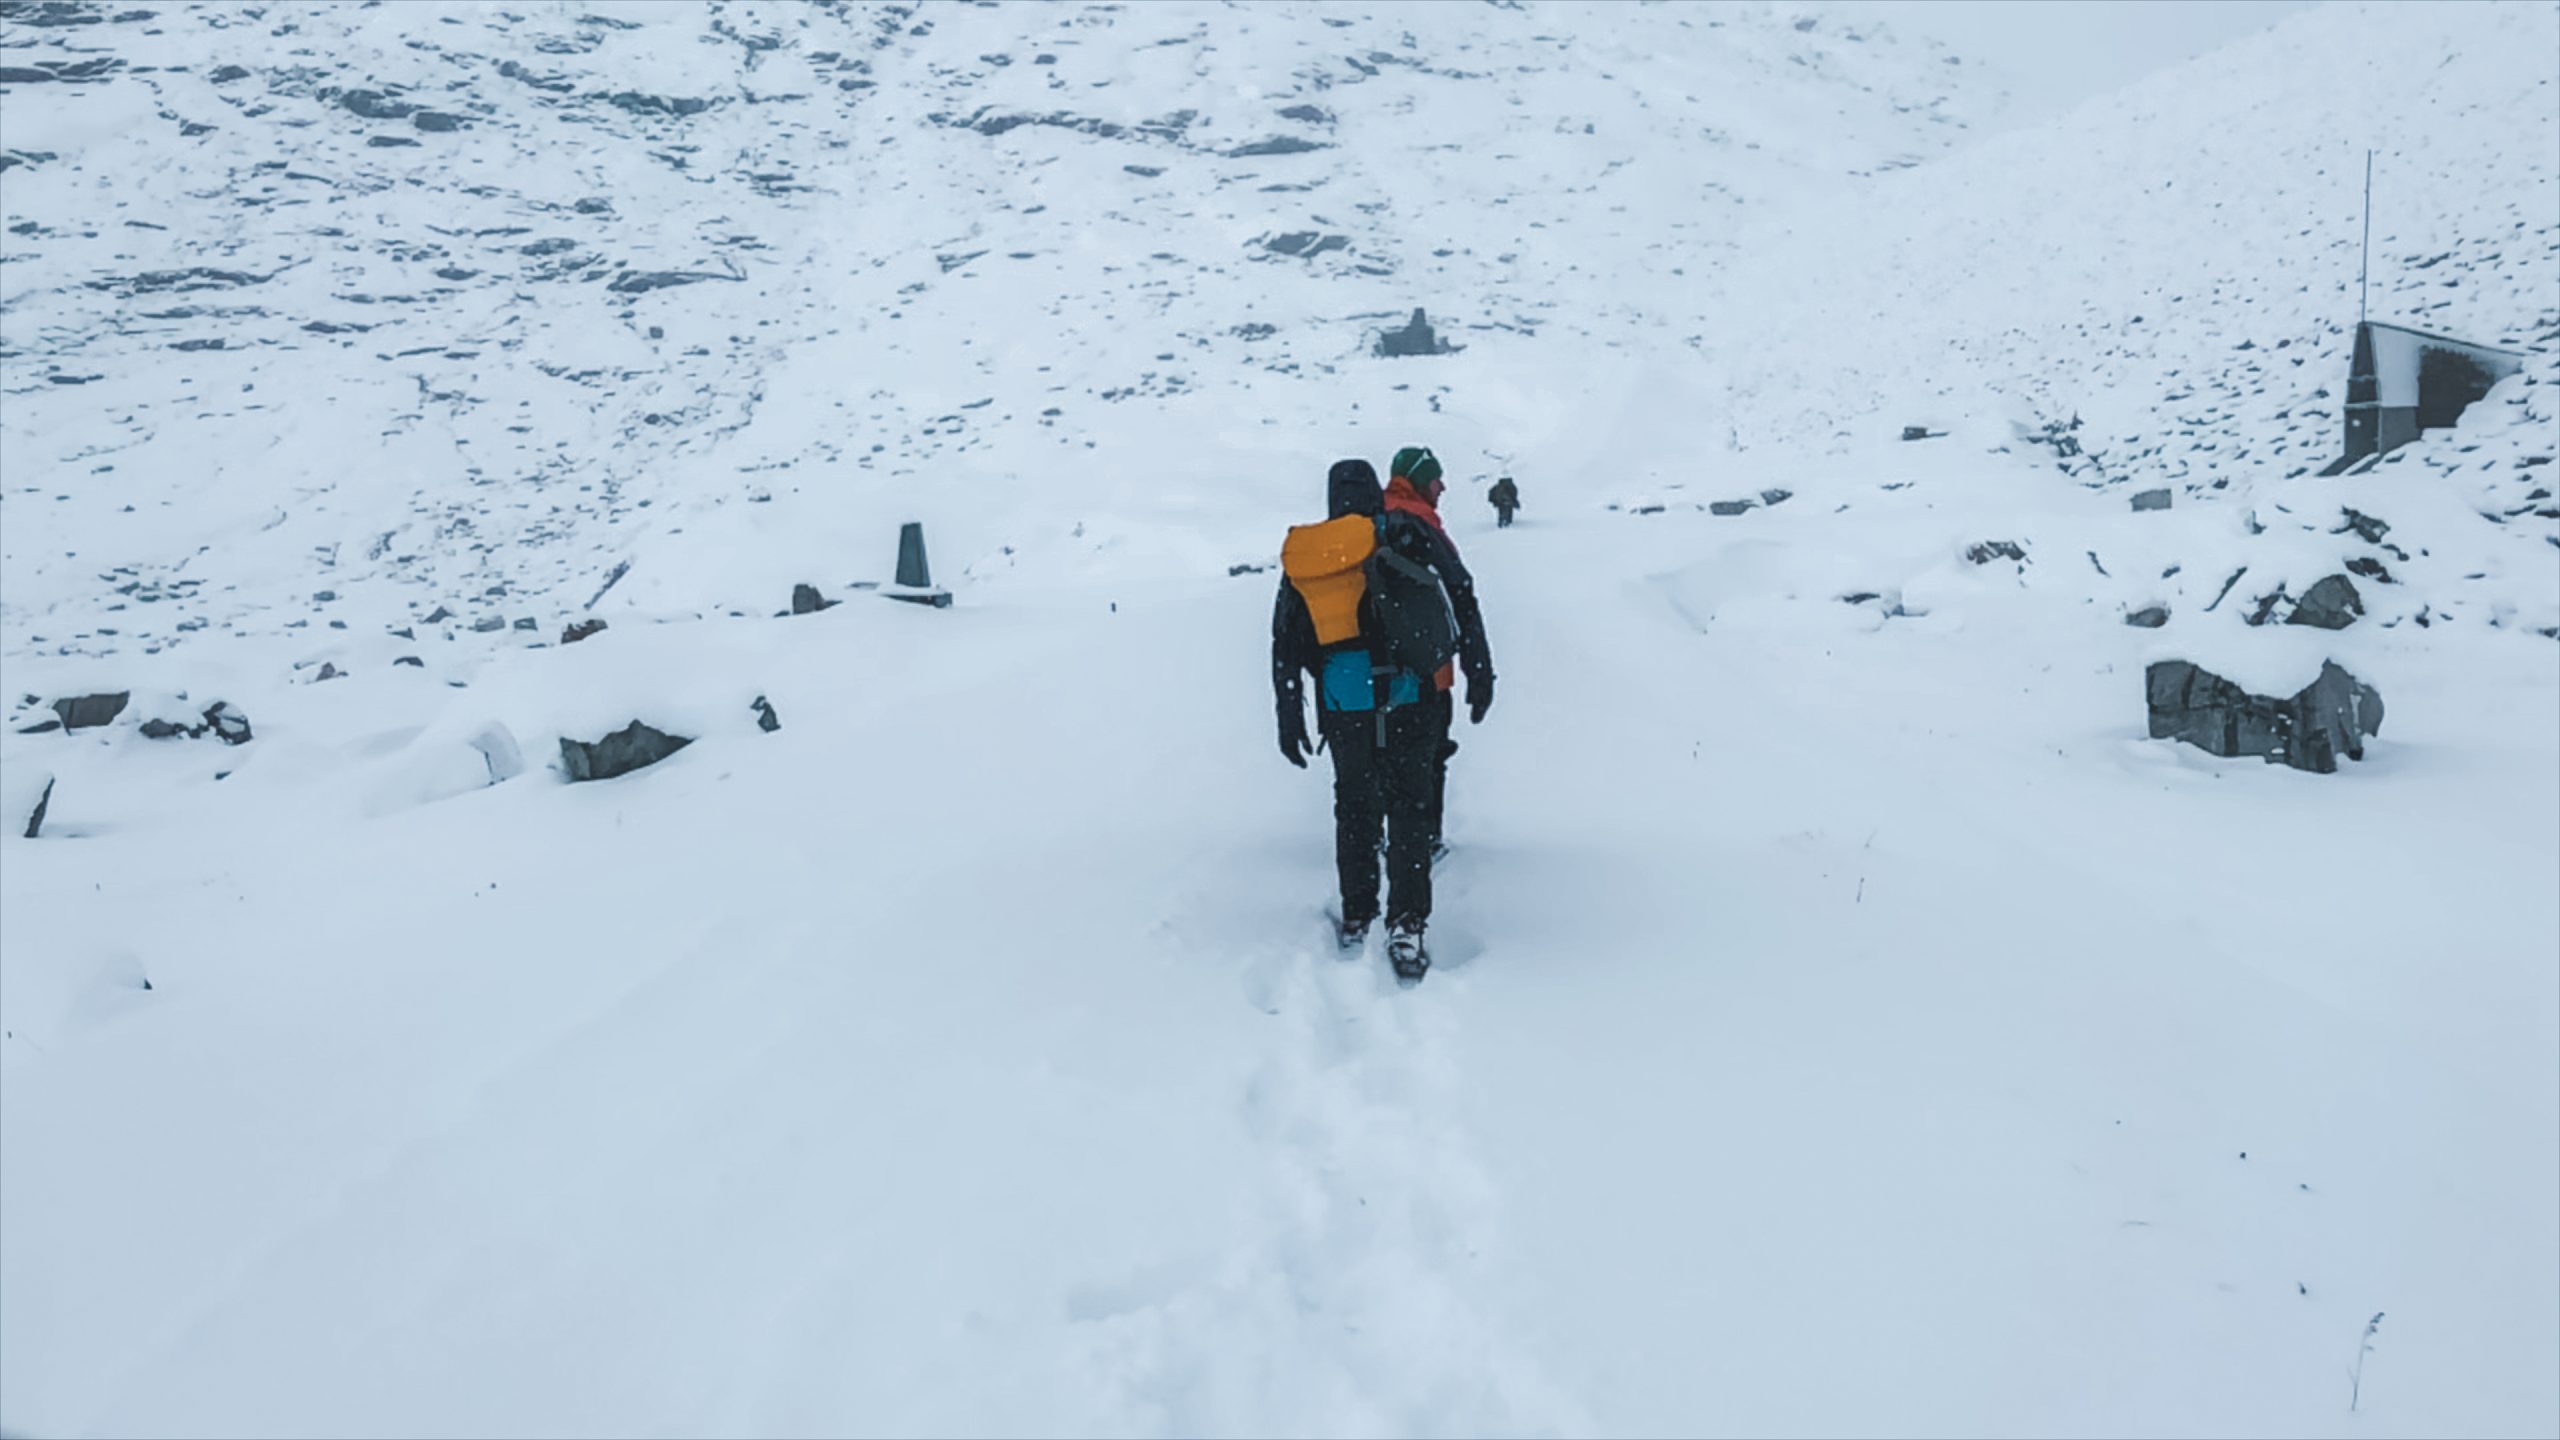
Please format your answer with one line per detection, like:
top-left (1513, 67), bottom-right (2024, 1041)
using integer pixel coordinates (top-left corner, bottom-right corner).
top-left (1374, 308), bottom-right (1457, 358)
top-left (2146, 659), bottom-right (2384, 774)
top-left (559, 721), bottom-right (692, 782)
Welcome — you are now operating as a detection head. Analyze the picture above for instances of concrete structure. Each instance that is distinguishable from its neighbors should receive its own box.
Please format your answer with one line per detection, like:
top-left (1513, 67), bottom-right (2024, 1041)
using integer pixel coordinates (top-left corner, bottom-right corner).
top-left (2331, 320), bottom-right (2524, 471)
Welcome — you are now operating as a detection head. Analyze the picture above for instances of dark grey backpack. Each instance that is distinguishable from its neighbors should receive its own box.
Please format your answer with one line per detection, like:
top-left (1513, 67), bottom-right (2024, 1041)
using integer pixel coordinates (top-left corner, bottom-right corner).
top-left (1366, 514), bottom-right (1458, 678)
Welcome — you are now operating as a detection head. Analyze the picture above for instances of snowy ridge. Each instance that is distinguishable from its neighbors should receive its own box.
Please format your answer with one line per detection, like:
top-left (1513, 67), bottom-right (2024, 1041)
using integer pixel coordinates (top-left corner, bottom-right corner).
top-left (3, 2), bottom-right (2556, 1437)
top-left (1, 0), bottom-right (1992, 654)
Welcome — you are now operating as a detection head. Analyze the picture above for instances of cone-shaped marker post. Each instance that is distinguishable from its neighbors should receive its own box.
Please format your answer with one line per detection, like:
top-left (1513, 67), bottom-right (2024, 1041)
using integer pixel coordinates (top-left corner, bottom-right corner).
top-left (889, 521), bottom-right (952, 607)
top-left (896, 521), bottom-right (932, 587)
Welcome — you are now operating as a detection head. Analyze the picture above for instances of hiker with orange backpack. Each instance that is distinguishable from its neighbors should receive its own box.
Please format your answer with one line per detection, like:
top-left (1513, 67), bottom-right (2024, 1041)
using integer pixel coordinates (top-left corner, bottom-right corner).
top-left (1273, 454), bottom-right (1494, 983)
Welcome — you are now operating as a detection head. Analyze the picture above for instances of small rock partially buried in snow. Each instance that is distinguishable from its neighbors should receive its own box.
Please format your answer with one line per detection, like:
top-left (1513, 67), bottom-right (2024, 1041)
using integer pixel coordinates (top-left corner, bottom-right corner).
top-left (2131, 488), bottom-right (2172, 512)
top-left (559, 721), bottom-right (692, 782)
top-left (2125, 605), bottom-right (2170, 628)
top-left (2286, 574), bottom-right (2365, 630)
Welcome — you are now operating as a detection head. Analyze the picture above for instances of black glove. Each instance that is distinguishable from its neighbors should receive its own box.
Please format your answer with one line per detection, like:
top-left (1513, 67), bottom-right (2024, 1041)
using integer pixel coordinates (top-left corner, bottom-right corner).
top-left (1467, 671), bottom-right (1494, 724)
top-left (1278, 702), bottom-right (1312, 767)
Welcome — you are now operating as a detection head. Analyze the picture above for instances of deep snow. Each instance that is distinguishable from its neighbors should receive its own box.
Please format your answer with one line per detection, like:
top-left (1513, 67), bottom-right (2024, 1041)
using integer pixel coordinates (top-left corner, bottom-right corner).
top-left (3, 2), bottom-right (2556, 1437)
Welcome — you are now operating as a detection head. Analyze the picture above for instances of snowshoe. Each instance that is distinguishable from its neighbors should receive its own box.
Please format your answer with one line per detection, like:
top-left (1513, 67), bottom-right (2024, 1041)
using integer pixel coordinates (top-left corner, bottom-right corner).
top-left (1335, 911), bottom-right (1373, 953)
top-left (1387, 923), bottom-right (1429, 984)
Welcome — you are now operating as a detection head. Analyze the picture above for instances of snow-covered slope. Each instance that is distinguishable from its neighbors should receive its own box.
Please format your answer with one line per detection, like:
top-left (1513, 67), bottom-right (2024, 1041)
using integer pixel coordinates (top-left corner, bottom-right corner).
top-left (0, 0), bottom-right (1993, 649)
top-left (3, 2), bottom-right (2555, 1437)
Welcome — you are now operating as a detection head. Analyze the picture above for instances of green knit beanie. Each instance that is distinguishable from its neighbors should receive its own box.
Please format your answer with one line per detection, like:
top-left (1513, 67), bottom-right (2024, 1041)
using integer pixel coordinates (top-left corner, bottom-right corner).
top-left (1391, 446), bottom-right (1442, 488)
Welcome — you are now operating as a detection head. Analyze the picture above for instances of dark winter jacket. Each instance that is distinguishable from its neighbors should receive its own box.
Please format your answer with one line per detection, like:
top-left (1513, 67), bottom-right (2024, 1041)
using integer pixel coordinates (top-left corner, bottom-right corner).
top-left (1375, 480), bottom-right (1493, 696)
top-left (1488, 477), bottom-right (1520, 510)
top-left (1273, 463), bottom-right (1493, 716)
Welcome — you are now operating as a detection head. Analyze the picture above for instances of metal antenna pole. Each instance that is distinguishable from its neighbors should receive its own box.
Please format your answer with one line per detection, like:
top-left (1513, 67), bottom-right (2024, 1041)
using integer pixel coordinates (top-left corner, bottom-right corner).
top-left (2359, 149), bottom-right (2374, 324)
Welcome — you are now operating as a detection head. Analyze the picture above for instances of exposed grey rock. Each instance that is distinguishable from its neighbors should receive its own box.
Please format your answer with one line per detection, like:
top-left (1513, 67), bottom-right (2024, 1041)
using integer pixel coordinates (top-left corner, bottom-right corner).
top-left (424, 605), bottom-right (455, 623)
top-left (512, 617), bottom-right (538, 631)
top-left (1260, 231), bottom-right (1348, 259)
top-left (1759, 488), bottom-right (1794, 507)
top-left (2287, 574), bottom-right (2364, 630)
top-left (472, 616), bottom-right (506, 632)
top-left (560, 720), bottom-right (693, 782)
top-left (791, 583), bottom-right (835, 615)
top-left (609, 269), bottom-right (739, 294)
top-left (2243, 588), bottom-right (2289, 627)
top-left (23, 777), bottom-right (52, 839)
top-left (2334, 507), bottom-right (2390, 544)
top-left (139, 717), bottom-right (189, 739)
top-left (2131, 488), bottom-right (2172, 512)
top-left (562, 618), bottom-right (608, 644)
top-left (52, 692), bottom-right (128, 731)
top-left (412, 111), bottom-right (466, 132)
top-left (602, 92), bottom-right (714, 117)
top-left (1900, 425), bottom-right (1936, 441)
top-left (337, 88), bottom-right (417, 121)
top-left (1708, 499), bottom-right (1756, 516)
top-left (2344, 556), bottom-right (2394, 584)
top-left (2146, 659), bottom-right (2384, 774)
top-left (1277, 104), bottom-right (1334, 124)
top-left (752, 696), bottom-right (781, 733)
top-left (1228, 136), bottom-right (1328, 157)
top-left (1965, 541), bottom-right (2026, 565)
top-left (203, 702), bottom-right (251, 744)
top-left (208, 64), bottom-right (251, 84)
top-left (1374, 308), bottom-right (1456, 358)
top-left (2125, 605), bottom-right (2170, 628)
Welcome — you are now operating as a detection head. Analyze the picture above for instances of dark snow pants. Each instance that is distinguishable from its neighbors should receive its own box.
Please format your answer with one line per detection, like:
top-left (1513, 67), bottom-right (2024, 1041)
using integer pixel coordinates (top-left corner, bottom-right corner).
top-left (1425, 687), bottom-right (1455, 851)
top-left (1495, 504), bottom-right (1515, 527)
top-left (1321, 703), bottom-right (1438, 929)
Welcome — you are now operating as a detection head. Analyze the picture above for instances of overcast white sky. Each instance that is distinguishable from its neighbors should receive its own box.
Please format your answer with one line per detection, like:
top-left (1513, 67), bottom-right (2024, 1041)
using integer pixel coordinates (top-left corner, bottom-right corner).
top-left (1820, 0), bottom-right (2324, 120)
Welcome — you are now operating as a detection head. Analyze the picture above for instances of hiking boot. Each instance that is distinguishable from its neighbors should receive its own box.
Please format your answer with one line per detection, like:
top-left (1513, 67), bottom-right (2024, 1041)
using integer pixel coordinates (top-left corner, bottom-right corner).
top-left (1336, 913), bottom-right (1373, 952)
top-left (1386, 922), bottom-right (1428, 982)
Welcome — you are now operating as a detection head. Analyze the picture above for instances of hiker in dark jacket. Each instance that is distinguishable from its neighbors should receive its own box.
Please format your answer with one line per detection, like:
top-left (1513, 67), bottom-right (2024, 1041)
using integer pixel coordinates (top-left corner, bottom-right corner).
top-left (1274, 451), bottom-right (1492, 980)
top-left (1488, 475), bottom-right (1520, 527)
top-left (1383, 446), bottom-right (1492, 878)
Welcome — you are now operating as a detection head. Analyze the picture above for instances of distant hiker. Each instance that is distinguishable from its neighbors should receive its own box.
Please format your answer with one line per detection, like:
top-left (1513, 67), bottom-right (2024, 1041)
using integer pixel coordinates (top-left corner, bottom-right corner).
top-left (1488, 475), bottom-right (1521, 527)
top-left (1273, 452), bottom-right (1493, 983)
